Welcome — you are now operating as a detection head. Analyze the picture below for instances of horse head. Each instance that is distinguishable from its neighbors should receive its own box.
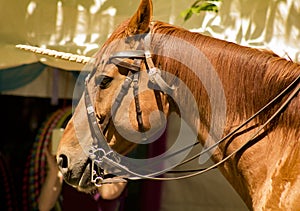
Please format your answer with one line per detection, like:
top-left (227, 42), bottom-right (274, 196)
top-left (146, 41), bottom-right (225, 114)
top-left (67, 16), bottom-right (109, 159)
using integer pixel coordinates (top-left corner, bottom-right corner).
top-left (55, 0), bottom-right (176, 192)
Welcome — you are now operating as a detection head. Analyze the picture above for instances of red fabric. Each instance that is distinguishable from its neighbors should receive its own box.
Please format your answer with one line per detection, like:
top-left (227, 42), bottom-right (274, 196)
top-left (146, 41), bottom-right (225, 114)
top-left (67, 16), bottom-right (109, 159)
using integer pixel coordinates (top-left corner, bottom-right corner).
top-left (141, 128), bottom-right (167, 211)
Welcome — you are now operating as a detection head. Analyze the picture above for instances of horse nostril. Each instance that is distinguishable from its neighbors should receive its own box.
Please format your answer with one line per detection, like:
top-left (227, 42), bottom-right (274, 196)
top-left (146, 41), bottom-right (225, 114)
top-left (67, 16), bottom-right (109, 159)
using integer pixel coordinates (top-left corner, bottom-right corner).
top-left (58, 154), bottom-right (68, 169)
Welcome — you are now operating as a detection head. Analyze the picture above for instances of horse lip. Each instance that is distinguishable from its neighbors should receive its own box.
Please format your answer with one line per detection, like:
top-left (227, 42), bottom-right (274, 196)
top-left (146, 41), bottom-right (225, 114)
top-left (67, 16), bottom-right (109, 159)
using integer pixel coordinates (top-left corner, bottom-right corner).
top-left (60, 170), bottom-right (81, 189)
top-left (78, 164), bottom-right (93, 189)
top-left (60, 161), bottom-right (95, 192)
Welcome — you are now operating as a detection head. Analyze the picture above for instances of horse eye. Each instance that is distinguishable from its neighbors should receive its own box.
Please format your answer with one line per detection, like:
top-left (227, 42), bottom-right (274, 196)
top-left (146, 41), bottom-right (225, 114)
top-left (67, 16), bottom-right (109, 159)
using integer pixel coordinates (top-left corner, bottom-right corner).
top-left (96, 76), bottom-right (113, 89)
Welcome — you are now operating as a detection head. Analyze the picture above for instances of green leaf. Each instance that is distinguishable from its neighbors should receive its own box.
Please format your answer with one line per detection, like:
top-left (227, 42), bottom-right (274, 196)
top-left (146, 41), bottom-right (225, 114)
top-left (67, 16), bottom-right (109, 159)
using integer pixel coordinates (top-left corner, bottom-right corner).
top-left (182, 0), bottom-right (221, 22)
top-left (183, 10), bottom-right (194, 22)
top-left (191, 0), bottom-right (201, 7)
top-left (198, 3), bottom-right (219, 12)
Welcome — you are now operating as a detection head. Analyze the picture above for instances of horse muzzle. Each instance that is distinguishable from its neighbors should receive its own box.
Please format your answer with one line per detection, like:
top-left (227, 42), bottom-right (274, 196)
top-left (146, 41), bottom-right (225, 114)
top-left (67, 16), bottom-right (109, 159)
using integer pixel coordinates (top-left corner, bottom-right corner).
top-left (57, 153), bottom-right (99, 192)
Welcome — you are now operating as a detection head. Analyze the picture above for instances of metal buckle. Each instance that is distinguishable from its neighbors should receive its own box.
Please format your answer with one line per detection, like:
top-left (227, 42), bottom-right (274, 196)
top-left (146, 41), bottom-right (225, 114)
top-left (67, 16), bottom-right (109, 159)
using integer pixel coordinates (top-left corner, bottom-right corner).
top-left (90, 158), bottom-right (104, 187)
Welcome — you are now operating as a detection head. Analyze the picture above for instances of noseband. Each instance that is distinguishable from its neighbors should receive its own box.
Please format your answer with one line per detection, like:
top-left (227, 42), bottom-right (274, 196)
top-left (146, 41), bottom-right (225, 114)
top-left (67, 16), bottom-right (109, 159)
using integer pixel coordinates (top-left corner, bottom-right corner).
top-left (84, 32), bottom-right (300, 186)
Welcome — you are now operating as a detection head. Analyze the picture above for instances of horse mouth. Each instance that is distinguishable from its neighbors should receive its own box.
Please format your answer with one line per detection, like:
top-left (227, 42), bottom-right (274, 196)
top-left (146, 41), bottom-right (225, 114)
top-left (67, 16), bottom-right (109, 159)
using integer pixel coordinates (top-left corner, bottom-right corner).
top-left (78, 165), bottom-right (95, 192)
top-left (62, 160), bottom-right (98, 193)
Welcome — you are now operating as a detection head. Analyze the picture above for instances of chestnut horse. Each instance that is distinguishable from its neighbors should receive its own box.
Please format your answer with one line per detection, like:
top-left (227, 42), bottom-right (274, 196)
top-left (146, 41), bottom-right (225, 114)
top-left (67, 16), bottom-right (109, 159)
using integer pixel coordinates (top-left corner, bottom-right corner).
top-left (54, 0), bottom-right (300, 210)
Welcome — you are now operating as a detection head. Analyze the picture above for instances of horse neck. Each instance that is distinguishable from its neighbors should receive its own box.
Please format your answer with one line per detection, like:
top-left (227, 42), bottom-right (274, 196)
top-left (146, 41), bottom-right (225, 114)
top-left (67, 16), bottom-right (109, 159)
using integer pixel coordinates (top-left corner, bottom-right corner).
top-left (206, 43), bottom-right (300, 207)
top-left (152, 24), bottom-right (300, 208)
top-left (152, 23), bottom-right (300, 132)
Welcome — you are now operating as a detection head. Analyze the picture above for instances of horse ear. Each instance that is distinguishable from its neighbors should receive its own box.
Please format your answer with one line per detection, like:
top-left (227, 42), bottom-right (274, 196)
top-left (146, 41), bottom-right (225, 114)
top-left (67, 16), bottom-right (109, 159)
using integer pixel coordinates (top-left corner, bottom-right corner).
top-left (126, 0), bottom-right (153, 35)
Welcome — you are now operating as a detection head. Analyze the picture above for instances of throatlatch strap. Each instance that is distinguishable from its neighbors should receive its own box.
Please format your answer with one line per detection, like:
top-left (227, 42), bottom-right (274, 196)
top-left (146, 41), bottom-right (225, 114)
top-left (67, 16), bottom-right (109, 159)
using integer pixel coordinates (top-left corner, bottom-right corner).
top-left (144, 33), bottom-right (175, 94)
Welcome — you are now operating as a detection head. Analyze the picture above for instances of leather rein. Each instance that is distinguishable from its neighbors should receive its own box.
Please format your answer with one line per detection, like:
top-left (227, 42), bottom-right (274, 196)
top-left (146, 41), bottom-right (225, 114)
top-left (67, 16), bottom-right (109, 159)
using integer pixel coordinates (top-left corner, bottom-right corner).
top-left (84, 33), bottom-right (300, 186)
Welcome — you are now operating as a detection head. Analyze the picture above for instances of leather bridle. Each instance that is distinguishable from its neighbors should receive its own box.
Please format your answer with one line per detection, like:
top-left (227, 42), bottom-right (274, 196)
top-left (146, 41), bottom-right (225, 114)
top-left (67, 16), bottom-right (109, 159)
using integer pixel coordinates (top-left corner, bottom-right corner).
top-left (84, 32), bottom-right (178, 185)
top-left (83, 32), bottom-right (300, 186)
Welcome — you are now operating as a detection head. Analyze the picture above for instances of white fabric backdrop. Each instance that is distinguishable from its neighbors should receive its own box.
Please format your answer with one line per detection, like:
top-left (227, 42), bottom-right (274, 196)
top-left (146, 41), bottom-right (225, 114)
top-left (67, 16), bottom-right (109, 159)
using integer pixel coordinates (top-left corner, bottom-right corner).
top-left (1, 0), bottom-right (299, 70)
